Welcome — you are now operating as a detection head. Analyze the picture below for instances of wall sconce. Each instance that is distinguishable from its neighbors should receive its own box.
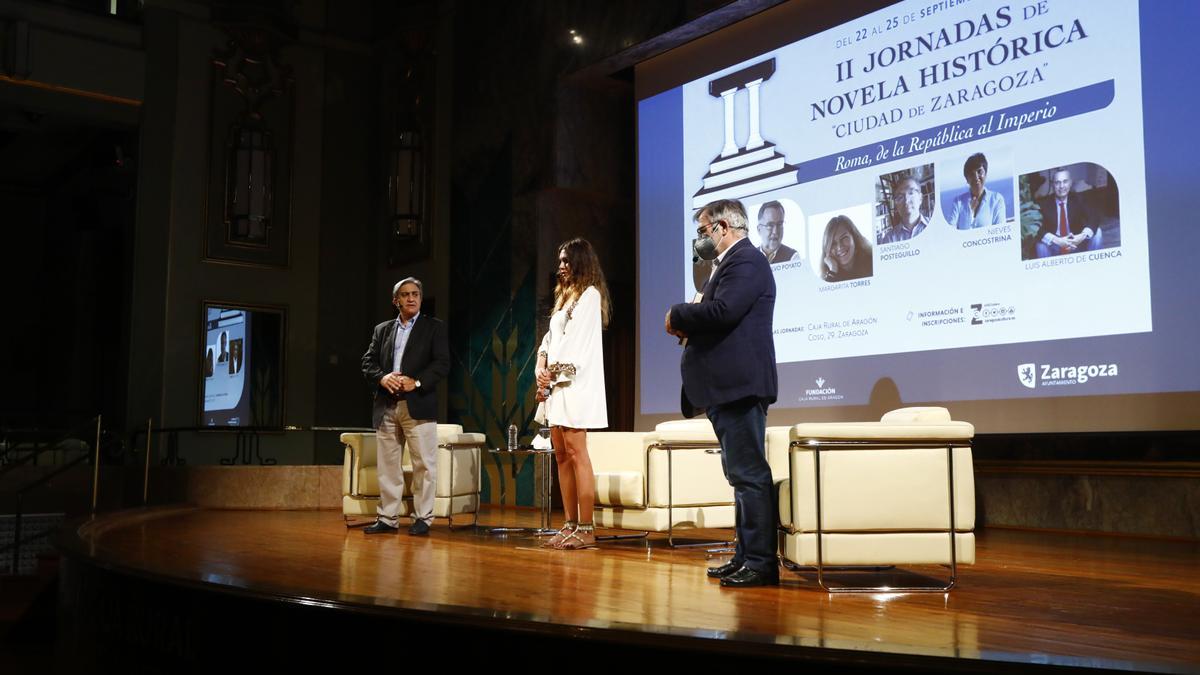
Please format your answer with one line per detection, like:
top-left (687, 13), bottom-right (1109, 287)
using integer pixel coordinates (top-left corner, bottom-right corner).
top-left (389, 129), bottom-right (425, 244)
top-left (213, 30), bottom-right (290, 248)
top-left (225, 118), bottom-right (275, 244)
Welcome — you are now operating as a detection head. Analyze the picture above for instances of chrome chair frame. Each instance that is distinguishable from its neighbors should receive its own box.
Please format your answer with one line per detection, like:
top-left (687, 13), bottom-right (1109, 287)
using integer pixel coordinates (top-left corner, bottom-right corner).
top-left (784, 438), bottom-right (971, 593)
top-left (342, 436), bottom-right (486, 530)
top-left (442, 440), bottom-right (485, 530)
top-left (654, 440), bottom-right (735, 550)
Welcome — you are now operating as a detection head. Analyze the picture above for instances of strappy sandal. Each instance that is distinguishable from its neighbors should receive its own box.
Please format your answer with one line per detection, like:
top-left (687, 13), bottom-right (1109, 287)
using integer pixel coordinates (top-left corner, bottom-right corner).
top-left (555, 523), bottom-right (597, 550)
top-left (541, 521), bottom-right (577, 548)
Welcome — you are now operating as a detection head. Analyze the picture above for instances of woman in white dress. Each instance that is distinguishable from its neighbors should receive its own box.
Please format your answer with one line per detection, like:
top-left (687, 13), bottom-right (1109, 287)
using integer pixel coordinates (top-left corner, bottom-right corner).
top-left (535, 238), bottom-right (610, 550)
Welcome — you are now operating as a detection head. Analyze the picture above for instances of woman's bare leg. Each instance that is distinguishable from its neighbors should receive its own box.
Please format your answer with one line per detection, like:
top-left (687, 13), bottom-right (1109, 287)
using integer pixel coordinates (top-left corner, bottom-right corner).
top-left (551, 426), bottom-right (578, 522)
top-left (556, 427), bottom-right (596, 549)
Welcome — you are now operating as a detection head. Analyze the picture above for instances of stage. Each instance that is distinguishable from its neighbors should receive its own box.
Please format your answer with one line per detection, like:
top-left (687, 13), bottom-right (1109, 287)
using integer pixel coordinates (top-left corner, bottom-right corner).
top-left (54, 506), bottom-right (1199, 673)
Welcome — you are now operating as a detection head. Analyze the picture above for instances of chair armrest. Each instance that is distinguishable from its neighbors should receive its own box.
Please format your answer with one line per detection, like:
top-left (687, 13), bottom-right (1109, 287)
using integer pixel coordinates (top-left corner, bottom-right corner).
top-left (765, 426), bottom-right (791, 482)
top-left (589, 432), bottom-right (651, 474)
top-left (446, 432), bottom-right (486, 445)
top-left (343, 444), bottom-right (354, 496)
top-left (791, 421), bottom-right (975, 441)
top-left (340, 433), bottom-right (377, 497)
top-left (880, 406), bottom-right (951, 424)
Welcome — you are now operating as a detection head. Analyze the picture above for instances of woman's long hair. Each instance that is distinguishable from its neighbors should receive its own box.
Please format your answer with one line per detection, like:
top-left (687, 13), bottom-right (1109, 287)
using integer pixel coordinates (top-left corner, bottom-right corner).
top-left (820, 215), bottom-right (873, 279)
top-left (554, 238), bottom-right (612, 327)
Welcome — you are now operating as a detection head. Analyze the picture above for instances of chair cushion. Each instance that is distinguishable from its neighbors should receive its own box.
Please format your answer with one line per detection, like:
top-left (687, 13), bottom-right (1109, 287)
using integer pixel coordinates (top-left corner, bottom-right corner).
top-left (776, 478), bottom-right (792, 529)
top-left (791, 420), bottom-right (974, 441)
top-left (646, 445), bottom-right (733, 507)
top-left (342, 494), bottom-right (379, 517)
top-left (594, 471), bottom-right (645, 507)
top-left (651, 419), bottom-right (718, 443)
top-left (765, 425), bottom-right (791, 481)
top-left (781, 531), bottom-right (975, 566)
top-left (356, 465), bottom-right (414, 496)
top-left (593, 504), bottom-right (735, 531)
top-left (880, 406), bottom-right (951, 424)
top-left (433, 494), bottom-right (479, 517)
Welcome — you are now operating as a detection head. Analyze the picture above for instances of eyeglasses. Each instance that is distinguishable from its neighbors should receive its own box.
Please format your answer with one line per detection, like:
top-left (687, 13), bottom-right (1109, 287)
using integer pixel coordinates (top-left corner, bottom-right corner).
top-left (696, 220), bottom-right (724, 238)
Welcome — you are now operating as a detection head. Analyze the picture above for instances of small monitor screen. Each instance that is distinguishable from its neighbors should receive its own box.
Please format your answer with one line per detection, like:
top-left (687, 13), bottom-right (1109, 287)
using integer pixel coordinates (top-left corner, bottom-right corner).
top-left (200, 304), bottom-right (283, 427)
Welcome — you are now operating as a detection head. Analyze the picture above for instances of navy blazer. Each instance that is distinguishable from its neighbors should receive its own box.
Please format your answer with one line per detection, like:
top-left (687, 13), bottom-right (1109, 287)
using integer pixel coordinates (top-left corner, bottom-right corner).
top-left (670, 237), bottom-right (777, 417)
top-left (361, 314), bottom-right (450, 427)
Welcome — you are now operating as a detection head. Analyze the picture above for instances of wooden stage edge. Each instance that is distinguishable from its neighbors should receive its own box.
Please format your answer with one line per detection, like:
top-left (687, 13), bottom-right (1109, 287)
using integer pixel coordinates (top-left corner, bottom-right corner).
top-left (55, 506), bottom-right (1200, 674)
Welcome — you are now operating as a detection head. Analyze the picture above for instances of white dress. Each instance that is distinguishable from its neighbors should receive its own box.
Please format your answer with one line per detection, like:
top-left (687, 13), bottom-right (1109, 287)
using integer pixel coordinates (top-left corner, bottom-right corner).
top-left (534, 286), bottom-right (608, 429)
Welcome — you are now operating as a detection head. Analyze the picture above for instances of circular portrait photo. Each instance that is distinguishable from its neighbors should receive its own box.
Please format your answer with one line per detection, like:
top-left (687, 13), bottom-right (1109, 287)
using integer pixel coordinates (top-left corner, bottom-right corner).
top-left (1018, 162), bottom-right (1120, 260)
top-left (745, 197), bottom-right (805, 267)
top-left (875, 163), bottom-right (935, 244)
top-left (940, 151), bottom-right (1014, 230)
top-left (807, 204), bottom-right (874, 283)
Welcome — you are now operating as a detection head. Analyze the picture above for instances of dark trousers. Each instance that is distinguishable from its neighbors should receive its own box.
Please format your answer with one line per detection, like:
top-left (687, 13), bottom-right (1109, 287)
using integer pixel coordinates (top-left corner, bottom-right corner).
top-left (706, 397), bottom-right (775, 572)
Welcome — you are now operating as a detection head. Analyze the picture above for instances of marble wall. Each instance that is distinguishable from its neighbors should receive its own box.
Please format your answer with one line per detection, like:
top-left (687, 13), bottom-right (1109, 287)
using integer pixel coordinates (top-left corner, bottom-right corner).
top-left (977, 471), bottom-right (1200, 539)
top-left (150, 465), bottom-right (342, 510)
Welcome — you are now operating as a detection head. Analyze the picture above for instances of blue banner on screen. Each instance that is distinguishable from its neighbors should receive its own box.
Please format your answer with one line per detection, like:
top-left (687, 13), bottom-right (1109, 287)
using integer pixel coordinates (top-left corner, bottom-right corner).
top-left (637, 0), bottom-right (1200, 420)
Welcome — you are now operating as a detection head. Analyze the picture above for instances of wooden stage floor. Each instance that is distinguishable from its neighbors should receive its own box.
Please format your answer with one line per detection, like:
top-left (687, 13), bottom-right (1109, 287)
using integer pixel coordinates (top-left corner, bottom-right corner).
top-left (58, 506), bottom-right (1200, 673)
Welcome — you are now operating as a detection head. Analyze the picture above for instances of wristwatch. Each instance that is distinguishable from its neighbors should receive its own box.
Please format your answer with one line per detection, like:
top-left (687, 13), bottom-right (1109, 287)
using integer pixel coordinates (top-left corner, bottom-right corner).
top-left (414, 379), bottom-right (422, 389)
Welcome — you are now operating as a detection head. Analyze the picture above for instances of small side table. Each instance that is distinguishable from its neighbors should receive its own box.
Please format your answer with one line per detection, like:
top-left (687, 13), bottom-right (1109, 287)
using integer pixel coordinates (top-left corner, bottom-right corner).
top-left (487, 447), bottom-right (556, 536)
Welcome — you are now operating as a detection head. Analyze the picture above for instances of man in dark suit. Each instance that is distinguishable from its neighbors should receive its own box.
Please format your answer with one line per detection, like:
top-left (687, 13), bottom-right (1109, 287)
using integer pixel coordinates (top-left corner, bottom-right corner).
top-left (1035, 167), bottom-right (1102, 257)
top-left (666, 199), bottom-right (779, 587)
top-left (756, 200), bottom-right (800, 265)
top-left (360, 277), bottom-right (450, 536)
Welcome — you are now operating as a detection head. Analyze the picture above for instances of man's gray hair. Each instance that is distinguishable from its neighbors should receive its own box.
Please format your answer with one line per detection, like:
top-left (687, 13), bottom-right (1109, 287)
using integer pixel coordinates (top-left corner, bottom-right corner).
top-left (694, 199), bottom-right (749, 234)
top-left (758, 200), bottom-right (784, 220)
top-left (392, 277), bottom-right (423, 296)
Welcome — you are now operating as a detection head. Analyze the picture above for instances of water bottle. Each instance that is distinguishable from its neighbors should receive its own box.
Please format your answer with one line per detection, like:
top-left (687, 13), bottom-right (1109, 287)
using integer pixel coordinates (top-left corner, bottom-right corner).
top-left (507, 424), bottom-right (517, 452)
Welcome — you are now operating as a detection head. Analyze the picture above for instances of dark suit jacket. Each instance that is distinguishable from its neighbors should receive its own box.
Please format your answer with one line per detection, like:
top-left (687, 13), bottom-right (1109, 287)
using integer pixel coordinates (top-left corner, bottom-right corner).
top-left (361, 314), bottom-right (450, 428)
top-left (761, 242), bottom-right (799, 265)
top-left (670, 237), bottom-right (778, 417)
top-left (1035, 192), bottom-right (1094, 241)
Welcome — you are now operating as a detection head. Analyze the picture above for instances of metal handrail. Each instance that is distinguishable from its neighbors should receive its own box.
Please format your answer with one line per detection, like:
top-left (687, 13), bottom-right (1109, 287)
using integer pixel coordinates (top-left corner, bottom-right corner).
top-left (0, 427), bottom-right (92, 478)
top-left (1, 416), bottom-right (105, 575)
top-left (129, 425), bottom-right (374, 465)
top-left (0, 417), bottom-right (101, 478)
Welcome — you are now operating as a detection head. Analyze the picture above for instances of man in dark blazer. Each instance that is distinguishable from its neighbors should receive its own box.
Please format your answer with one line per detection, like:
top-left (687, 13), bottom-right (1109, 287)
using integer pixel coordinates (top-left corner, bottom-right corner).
top-left (360, 277), bottom-right (449, 536)
top-left (756, 200), bottom-right (800, 265)
top-left (666, 198), bottom-right (779, 587)
top-left (1034, 167), bottom-right (1101, 257)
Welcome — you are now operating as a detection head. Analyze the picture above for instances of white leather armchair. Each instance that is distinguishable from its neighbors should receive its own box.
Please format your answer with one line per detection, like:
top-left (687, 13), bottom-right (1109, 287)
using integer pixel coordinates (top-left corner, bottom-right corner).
top-left (341, 424), bottom-right (485, 528)
top-left (590, 420), bottom-right (791, 546)
top-left (590, 421), bottom-right (729, 545)
top-left (777, 407), bottom-right (976, 592)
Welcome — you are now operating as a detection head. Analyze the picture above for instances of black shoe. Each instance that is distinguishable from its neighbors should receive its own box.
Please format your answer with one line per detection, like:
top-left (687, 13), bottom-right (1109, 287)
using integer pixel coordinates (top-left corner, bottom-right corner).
top-left (720, 565), bottom-right (779, 588)
top-left (408, 519), bottom-right (430, 536)
top-left (707, 560), bottom-right (743, 579)
top-left (364, 521), bottom-right (399, 535)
